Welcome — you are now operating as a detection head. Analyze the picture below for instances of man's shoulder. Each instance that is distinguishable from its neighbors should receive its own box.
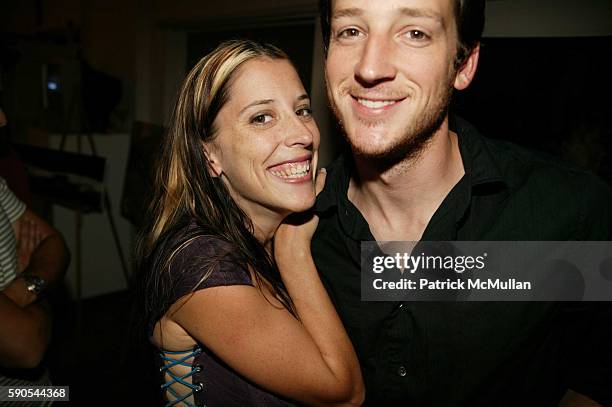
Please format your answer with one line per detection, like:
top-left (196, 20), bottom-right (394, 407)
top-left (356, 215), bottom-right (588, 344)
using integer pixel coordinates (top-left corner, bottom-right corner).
top-left (454, 116), bottom-right (602, 190)
top-left (483, 135), bottom-right (609, 197)
top-left (479, 134), bottom-right (612, 239)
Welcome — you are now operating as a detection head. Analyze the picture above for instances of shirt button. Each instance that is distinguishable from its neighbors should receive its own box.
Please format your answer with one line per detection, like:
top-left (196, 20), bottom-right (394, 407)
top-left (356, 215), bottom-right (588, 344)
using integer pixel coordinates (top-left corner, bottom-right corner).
top-left (397, 365), bottom-right (407, 377)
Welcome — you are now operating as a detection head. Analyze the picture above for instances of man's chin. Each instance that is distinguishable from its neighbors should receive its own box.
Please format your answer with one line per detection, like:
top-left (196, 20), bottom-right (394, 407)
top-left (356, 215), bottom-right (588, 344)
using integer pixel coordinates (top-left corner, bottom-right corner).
top-left (348, 104), bottom-right (449, 172)
top-left (345, 130), bottom-right (403, 158)
top-left (350, 144), bottom-right (396, 161)
top-left (351, 145), bottom-right (417, 173)
top-left (348, 130), bottom-right (434, 172)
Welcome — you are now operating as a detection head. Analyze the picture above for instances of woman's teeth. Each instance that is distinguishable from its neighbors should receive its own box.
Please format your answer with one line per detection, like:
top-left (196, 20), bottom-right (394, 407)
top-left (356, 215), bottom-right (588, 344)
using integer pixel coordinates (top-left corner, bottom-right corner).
top-left (269, 161), bottom-right (310, 179)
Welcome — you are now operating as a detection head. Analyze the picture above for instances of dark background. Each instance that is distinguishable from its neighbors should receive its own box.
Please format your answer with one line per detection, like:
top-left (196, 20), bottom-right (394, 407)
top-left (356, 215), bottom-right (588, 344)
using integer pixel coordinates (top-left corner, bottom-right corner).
top-left (1, 0), bottom-right (611, 405)
top-left (453, 36), bottom-right (612, 182)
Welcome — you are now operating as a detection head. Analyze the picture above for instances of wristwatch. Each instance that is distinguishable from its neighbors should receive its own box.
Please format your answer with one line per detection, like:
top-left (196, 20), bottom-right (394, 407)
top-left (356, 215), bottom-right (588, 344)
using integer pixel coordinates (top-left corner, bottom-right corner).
top-left (21, 275), bottom-right (46, 296)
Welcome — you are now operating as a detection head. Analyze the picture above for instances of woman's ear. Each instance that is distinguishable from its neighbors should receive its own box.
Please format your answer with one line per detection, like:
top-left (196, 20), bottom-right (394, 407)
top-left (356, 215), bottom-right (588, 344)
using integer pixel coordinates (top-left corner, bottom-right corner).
top-left (203, 143), bottom-right (223, 178)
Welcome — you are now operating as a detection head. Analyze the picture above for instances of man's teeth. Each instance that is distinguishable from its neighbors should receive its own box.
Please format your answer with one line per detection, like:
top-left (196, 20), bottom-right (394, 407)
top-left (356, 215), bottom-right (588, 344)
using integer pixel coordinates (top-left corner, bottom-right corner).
top-left (357, 98), bottom-right (397, 109)
top-left (270, 161), bottom-right (311, 179)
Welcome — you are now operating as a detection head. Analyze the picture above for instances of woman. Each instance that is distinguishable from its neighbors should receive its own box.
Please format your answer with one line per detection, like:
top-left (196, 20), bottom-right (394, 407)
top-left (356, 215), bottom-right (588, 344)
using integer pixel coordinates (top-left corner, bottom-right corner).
top-left (137, 40), bottom-right (364, 407)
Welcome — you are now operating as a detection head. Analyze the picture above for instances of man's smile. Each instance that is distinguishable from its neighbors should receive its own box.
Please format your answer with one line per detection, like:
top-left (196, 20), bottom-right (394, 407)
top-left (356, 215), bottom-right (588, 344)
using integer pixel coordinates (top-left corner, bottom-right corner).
top-left (350, 95), bottom-right (407, 117)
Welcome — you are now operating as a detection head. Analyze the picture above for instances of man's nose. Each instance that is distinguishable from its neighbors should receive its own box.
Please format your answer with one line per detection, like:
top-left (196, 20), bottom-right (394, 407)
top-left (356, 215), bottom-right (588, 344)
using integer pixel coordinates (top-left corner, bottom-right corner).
top-left (354, 34), bottom-right (397, 86)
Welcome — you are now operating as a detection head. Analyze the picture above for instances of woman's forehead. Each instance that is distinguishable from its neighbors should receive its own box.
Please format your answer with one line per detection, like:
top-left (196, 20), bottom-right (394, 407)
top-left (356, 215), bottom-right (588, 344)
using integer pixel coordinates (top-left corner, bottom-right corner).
top-left (228, 58), bottom-right (304, 104)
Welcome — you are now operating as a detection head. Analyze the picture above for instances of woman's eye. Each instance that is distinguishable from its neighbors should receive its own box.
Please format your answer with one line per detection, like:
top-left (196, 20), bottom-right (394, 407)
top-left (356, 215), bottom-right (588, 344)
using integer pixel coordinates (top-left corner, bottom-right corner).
top-left (251, 114), bottom-right (273, 124)
top-left (296, 107), bottom-right (312, 117)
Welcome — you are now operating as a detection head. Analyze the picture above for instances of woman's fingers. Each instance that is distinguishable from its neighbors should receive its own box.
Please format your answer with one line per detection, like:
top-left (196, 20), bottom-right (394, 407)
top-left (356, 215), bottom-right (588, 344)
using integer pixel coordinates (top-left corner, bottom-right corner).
top-left (314, 168), bottom-right (326, 196)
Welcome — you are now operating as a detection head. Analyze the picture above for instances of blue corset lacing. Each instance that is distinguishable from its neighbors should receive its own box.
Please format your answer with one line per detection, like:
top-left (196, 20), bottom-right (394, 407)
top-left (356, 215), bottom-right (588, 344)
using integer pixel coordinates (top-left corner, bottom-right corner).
top-left (160, 345), bottom-right (203, 406)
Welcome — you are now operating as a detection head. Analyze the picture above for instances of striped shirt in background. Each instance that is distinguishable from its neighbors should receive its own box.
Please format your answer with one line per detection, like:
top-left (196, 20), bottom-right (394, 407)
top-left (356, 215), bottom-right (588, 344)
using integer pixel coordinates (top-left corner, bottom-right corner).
top-left (0, 177), bottom-right (53, 406)
top-left (0, 177), bottom-right (25, 290)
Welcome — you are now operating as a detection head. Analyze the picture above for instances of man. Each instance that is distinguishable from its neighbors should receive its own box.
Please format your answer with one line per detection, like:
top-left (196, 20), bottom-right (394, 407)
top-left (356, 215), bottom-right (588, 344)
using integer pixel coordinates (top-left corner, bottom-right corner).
top-left (0, 107), bottom-right (70, 391)
top-left (312, 0), bottom-right (612, 405)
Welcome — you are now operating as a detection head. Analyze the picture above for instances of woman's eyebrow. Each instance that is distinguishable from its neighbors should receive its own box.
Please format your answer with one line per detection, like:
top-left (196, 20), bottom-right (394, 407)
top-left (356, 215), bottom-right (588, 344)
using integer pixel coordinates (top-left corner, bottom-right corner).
top-left (297, 94), bottom-right (309, 102)
top-left (240, 99), bottom-right (274, 114)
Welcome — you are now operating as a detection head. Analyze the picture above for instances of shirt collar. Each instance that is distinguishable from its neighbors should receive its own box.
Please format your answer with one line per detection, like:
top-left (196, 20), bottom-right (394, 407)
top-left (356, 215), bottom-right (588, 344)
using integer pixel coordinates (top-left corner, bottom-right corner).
top-left (450, 114), bottom-right (506, 189)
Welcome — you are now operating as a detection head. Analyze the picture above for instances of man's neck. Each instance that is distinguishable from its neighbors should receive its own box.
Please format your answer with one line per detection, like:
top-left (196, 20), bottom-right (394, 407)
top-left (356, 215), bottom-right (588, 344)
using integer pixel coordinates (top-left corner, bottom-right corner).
top-left (348, 119), bottom-right (464, 241)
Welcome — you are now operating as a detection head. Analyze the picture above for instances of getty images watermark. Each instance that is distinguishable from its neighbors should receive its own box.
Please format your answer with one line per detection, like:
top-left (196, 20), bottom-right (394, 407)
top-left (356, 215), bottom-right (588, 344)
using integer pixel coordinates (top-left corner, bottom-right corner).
top-left (361, 241), bottom-right (612, 301)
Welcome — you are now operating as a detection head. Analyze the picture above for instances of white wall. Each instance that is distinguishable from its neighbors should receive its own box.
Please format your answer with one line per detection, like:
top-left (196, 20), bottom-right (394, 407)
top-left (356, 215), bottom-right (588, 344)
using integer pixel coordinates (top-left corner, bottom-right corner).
top-left (50, 134), bottom-right (132, 299)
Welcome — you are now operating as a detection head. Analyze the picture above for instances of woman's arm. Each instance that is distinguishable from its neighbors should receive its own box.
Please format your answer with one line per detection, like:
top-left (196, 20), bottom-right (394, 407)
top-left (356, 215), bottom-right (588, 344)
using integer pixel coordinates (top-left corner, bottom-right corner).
top-left (274, 169), bottom-right (364, 405)
top-left (275, 231), bottom-right (365, 406)
top-left (170, 170), bottom-right (364, 406)
top-left (171, 280), bottom-right (363, 406)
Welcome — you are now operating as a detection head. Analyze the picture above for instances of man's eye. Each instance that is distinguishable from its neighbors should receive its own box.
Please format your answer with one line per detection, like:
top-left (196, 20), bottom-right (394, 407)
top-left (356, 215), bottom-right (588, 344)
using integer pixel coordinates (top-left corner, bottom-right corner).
top-left (407, 30), bottom-right (428, 40)
top-left (251, 114), bottom-right (273, 124)
top-left (296, 107), bottom-right (312, 117)
top-left (338, 28), bottom-right (362, 38)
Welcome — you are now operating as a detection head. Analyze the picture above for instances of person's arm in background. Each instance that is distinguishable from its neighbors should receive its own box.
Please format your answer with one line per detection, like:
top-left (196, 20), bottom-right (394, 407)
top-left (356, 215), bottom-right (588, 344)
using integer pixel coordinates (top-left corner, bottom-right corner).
top-left (0, 177), bottom-right (69, 368)
top-left (0, 293), bottom-right (51, 368)
top-left (2, 208), bottom-right (70, 307)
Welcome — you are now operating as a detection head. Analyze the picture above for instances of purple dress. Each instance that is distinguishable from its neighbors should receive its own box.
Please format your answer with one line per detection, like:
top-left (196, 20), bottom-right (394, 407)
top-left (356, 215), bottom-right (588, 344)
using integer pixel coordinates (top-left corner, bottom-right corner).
top-left (150, 230), bottom-right (295, 406)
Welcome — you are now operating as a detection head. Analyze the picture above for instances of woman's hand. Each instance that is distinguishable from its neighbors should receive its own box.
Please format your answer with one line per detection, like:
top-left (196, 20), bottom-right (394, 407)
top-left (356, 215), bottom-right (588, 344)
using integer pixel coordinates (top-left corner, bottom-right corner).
top-left (275, 168), bottom-right (326, 265)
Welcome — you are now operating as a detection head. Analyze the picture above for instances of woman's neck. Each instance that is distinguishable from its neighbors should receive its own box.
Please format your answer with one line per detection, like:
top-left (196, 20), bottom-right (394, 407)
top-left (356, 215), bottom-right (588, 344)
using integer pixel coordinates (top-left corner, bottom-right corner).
top-left (248, 208), bottom-right (287, 248)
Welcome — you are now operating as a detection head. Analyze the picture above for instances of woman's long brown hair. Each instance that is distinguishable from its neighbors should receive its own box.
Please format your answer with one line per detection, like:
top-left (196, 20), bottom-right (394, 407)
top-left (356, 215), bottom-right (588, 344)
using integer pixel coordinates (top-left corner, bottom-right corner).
top-left (135, 40), bottom-right (298, 337)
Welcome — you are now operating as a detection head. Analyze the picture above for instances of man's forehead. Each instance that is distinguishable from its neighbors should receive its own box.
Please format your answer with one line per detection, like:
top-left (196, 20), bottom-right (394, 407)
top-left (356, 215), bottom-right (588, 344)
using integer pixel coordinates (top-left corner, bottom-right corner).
top-left (330, 0), bottom-right (454, 19)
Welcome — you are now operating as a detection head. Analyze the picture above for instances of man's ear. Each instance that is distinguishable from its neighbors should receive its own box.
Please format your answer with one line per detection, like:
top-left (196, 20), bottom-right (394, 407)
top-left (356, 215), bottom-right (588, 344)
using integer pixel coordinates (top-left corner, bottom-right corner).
top-left (454, 43), bottom-right (480, 91)
top-left (203, 143), bottom-right (223, 178)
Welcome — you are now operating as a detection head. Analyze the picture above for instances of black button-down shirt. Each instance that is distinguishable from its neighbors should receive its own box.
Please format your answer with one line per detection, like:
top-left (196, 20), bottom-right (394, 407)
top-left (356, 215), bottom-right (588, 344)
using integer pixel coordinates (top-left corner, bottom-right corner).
top-left (312, 116), bottom-right (612, 406)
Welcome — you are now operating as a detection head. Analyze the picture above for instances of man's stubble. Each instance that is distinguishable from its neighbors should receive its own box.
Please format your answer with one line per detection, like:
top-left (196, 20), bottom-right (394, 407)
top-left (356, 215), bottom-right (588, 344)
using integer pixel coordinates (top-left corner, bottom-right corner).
top-left (327, 74), bottom-right (456, 173)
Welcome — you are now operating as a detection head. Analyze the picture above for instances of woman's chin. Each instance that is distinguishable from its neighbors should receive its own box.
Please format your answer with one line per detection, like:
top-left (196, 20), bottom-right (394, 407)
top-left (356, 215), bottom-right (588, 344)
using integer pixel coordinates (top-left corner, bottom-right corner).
top-left (278, 195), bottom-right (316, 215)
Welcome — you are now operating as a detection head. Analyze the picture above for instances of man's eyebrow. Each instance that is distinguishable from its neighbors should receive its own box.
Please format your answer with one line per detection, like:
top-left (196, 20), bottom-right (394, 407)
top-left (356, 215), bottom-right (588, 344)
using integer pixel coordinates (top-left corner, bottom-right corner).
top-left (332, 7), bottom-right (445, 28)
top-left (332, 7), bottom-right (363, 20)
top-left (240, 99), bottom-right (274, 114)
top-left (399, 7), bottom-right (445, 26)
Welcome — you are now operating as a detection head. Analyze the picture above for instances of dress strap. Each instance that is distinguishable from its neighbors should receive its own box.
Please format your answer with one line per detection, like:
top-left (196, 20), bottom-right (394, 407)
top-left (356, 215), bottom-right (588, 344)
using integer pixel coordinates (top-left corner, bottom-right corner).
top-left (159, 345), bottom-right (204, 407)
